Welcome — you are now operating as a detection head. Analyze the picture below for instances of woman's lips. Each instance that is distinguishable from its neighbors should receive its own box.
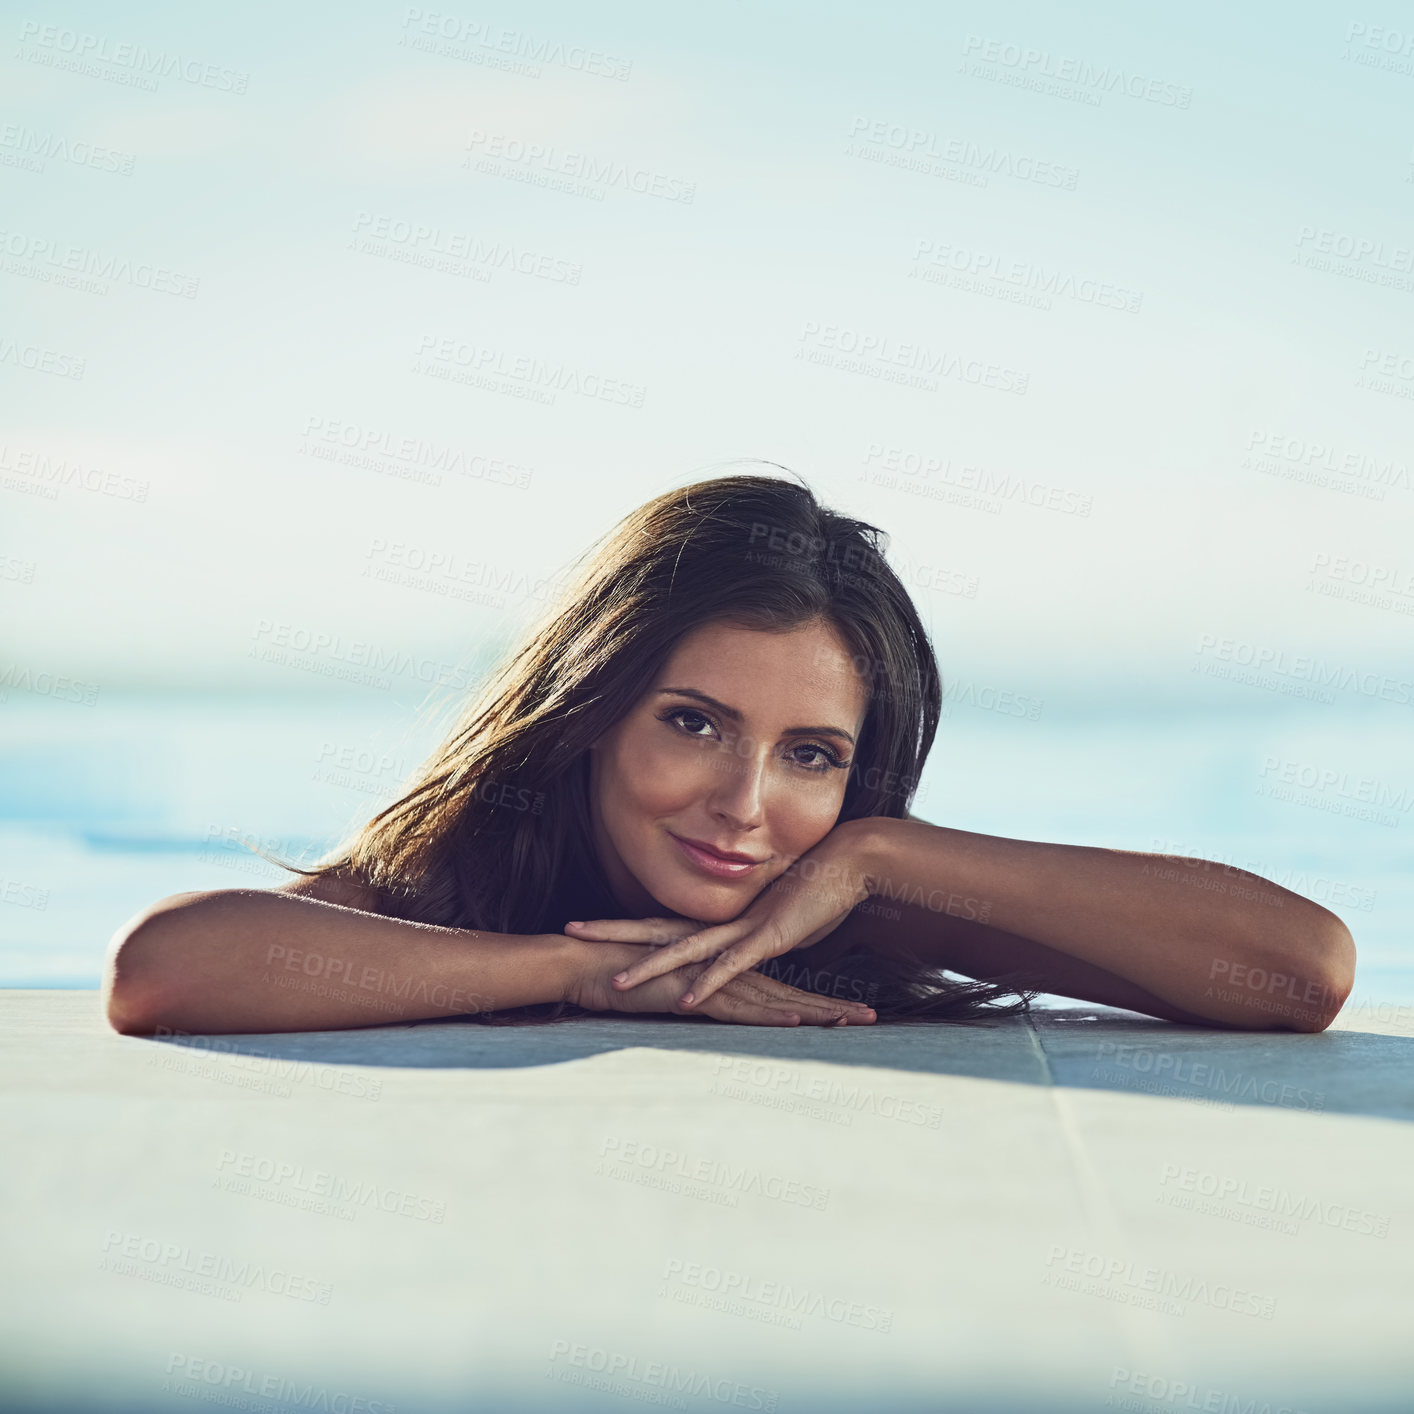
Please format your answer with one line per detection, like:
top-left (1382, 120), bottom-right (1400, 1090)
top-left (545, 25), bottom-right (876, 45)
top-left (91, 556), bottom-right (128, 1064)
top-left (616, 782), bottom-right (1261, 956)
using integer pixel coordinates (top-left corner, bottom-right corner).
top-left (668, 832), bottom-right (766, 878)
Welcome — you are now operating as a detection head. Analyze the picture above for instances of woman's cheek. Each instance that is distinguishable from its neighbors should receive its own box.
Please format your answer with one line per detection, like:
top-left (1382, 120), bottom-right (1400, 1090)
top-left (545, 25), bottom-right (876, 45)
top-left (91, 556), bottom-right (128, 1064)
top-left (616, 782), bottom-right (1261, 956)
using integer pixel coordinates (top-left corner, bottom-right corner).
top-left (632, 735), bottom-right (708, 808)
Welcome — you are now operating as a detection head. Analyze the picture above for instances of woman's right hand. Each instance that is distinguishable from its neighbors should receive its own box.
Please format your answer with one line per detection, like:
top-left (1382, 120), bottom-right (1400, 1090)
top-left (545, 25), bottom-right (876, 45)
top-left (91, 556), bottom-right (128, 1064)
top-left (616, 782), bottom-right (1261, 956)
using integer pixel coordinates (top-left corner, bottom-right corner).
top-left (564, 940), bottom-right (875, 1027)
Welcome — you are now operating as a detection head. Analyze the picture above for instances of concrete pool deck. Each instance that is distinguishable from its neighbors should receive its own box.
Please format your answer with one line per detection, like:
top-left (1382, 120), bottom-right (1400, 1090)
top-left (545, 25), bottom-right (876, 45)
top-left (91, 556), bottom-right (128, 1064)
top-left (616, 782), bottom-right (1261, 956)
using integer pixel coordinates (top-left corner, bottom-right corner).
top-left (1, 989), bottom-right (1411, 1413)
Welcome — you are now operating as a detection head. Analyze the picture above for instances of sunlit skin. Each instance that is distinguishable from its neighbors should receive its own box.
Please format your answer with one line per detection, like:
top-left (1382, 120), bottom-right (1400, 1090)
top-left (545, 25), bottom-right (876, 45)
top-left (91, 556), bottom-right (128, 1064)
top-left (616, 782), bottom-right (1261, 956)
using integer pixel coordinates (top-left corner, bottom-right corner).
top-left (100, 562), bottom-right (1354, 1037)
top-left (572, 613), bottom-right (1356, 1033)
top-left (586, 616), bottom-right (869, 935)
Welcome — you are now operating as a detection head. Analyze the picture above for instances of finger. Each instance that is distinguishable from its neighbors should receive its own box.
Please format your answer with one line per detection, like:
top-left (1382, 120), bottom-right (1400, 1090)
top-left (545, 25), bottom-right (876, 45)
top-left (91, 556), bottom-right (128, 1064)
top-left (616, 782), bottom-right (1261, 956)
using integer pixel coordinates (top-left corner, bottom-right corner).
top-left (731, 976), bottom-right (876, 1024)
top-left (712, 990), bottom-right (856, 1028)
top-left (695, 990), bottom-right (801, 1028)
top-left (565, 918), bottom-right (690, 945)
top-left (609, 925), bottom-right (744, 990)
top-left (678, 943), bottom-right (777, 1010)
top-left (751, 992), bottom-right (875, 1025)
top-left (610, 936), bottom-right (717, 989)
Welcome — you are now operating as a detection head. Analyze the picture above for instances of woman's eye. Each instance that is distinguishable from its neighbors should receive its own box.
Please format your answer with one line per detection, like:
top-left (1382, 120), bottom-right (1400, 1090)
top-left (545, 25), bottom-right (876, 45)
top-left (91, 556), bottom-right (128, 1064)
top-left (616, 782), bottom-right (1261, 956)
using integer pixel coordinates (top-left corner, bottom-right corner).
top-left (669, 708), bottom-right (715, 738)
top-left (794, 743), bottom-right (846, 771)
top-left (663, 709), bottom-right (846, 773)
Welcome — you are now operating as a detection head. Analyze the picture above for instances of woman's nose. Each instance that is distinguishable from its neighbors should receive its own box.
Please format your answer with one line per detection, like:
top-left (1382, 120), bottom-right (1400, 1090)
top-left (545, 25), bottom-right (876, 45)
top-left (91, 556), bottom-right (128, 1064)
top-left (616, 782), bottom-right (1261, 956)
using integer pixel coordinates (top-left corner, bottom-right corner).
top-left (705, 748), bottom-right (768, 827)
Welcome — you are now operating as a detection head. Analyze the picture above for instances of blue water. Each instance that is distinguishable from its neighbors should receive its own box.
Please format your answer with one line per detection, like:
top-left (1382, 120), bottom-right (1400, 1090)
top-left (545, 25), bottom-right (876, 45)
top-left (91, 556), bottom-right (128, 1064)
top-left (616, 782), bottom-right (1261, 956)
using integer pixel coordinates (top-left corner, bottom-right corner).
top-left (2, 691), bottom-right (1410, 1009)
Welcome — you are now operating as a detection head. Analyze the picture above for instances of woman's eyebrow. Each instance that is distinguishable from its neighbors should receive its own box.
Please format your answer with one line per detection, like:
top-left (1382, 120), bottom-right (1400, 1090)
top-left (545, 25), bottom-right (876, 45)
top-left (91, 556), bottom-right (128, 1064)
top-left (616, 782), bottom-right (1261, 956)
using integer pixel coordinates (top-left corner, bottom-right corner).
top-left (655, 687), bottom-right (857, 745)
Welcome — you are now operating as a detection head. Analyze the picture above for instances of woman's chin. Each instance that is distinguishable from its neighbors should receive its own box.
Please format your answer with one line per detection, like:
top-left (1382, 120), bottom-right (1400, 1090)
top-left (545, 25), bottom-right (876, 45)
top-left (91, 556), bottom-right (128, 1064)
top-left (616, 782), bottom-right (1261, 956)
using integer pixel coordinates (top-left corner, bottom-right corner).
top-left (651, 878), bottom-right (761, 924)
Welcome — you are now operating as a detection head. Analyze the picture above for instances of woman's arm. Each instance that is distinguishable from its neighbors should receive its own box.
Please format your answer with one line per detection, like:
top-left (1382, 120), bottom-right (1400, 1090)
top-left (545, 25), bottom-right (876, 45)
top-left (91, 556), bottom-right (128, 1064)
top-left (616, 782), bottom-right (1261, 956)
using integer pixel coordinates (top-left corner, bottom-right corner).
top-left (103, 876), bottom-right (875, 1035)
top-left (102, 884), bottom-right (585, 1035)
top-left (856, 819), bottom-right (1356, 1031)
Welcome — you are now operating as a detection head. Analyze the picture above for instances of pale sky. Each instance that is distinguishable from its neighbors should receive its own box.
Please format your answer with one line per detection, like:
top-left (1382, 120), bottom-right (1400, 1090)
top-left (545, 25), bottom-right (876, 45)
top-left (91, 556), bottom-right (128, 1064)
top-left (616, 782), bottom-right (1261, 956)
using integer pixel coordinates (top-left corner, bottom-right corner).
top-left (4, 0), bottom-right (1412, 710)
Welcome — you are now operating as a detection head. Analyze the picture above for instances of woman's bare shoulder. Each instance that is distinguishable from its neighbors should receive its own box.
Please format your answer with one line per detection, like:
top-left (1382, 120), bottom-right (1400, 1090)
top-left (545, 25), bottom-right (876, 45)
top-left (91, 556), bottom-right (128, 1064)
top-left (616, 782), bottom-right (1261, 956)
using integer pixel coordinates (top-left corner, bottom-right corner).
top-left (274, 872), bottom-right (381, 913)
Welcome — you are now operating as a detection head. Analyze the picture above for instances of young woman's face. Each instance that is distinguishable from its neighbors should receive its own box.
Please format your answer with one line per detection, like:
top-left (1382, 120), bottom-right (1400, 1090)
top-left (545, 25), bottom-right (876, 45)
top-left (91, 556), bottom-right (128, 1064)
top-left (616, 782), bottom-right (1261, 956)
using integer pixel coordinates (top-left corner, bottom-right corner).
top-left (587, 617), bottom-right (870, 922)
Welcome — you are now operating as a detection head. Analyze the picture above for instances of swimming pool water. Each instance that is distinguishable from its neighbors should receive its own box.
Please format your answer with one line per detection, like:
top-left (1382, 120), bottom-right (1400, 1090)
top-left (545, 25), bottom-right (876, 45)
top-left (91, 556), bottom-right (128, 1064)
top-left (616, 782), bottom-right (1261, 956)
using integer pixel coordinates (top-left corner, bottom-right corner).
top-left (2, 691), bottom-right (1409, 1008)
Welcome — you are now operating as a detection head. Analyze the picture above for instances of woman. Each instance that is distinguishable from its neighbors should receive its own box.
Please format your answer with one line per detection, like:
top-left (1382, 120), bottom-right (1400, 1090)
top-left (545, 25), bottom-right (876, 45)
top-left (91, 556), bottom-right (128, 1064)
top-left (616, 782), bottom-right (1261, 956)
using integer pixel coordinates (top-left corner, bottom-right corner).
top-left (103, 472), bottom-right (1355, 1036)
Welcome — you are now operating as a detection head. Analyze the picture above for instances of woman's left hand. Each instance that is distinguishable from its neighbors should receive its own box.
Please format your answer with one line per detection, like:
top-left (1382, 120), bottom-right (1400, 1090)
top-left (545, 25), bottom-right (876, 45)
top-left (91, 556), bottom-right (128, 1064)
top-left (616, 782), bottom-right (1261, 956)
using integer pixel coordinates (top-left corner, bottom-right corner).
top-left (563, 818), bottom-right (883, 1010)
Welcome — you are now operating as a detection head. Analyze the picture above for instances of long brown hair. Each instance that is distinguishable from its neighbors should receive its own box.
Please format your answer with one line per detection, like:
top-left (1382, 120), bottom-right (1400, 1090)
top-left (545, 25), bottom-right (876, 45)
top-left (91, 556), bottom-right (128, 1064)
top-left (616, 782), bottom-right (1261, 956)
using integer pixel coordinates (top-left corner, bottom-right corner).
top-left (272, 468), bottom-right (1040, 1023)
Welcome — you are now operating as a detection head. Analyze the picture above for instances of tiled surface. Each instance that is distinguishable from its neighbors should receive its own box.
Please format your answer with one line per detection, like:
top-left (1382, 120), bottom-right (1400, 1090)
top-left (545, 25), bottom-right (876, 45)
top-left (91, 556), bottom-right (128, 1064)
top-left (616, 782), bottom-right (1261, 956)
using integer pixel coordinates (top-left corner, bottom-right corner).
top-left (1, 991), bottom-right (1409, 1413)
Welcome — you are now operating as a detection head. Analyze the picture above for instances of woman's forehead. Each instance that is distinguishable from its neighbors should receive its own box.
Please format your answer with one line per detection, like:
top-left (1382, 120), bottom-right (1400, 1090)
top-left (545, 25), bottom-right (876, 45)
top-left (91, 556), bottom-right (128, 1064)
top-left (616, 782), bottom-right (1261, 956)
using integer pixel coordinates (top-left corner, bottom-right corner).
top-left (655, 621), bottom-right (869, 722)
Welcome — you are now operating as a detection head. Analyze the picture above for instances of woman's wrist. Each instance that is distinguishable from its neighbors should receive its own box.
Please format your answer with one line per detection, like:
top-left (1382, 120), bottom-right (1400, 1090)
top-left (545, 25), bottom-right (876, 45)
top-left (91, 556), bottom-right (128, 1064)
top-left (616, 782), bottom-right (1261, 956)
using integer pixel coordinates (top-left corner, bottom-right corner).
top-left (558, 936), bottom-right (644, 1009)
top-left (436, 930), bottom-right (591, 1014)
top-left (836, 814), bottom-right (898, 894)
